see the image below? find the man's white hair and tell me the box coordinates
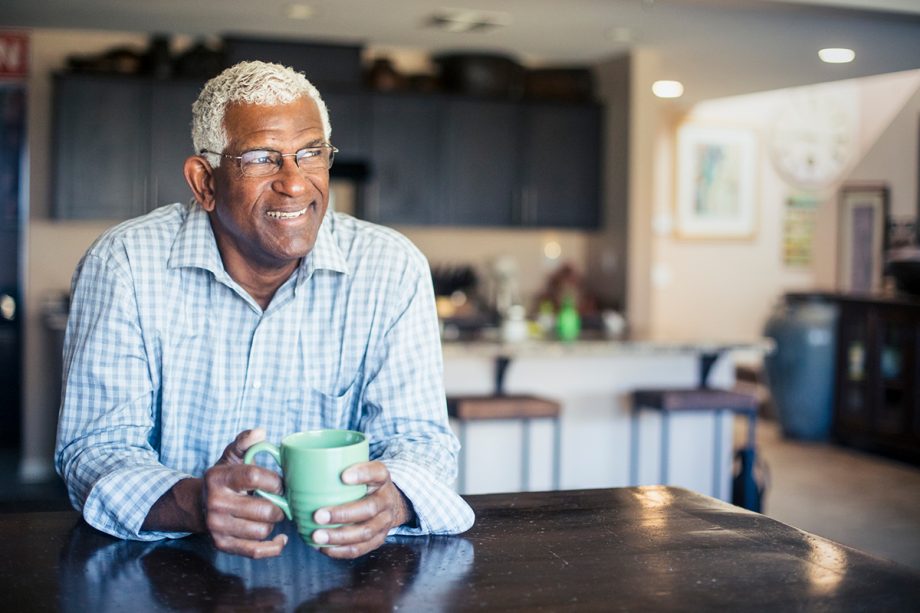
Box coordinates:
[192,60,331,167]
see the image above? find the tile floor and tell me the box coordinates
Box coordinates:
[745,418,920,571]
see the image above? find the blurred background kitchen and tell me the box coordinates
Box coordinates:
[2,0,920,570]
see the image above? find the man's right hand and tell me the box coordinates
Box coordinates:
[201,428,288,558]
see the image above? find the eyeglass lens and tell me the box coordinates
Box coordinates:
[238,147,335,177]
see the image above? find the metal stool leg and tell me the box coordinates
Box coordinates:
[713,410,723,500]
[521,419,531,491]
[552,416,562,490]
[630,407,640,486]
[660,412,670,485]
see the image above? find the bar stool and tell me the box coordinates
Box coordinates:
[447,356,562,493]
[629,387,758,501]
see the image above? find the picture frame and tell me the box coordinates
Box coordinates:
[675,124,758,239]
[837,184,889,293]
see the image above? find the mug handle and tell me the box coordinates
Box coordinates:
[242,441,292,521]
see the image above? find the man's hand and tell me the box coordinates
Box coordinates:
[310,461,414,559]
[201,428,287,558]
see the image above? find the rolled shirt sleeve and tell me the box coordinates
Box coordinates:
[360,241,474,536]
[56,250,192,540]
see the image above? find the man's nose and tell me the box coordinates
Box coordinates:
[271,155,309,196]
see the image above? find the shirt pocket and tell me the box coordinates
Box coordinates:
[286,378,359,433]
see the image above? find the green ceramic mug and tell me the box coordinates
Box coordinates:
[243,429,369,546]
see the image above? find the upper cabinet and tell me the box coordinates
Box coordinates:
[519,102,602,228]
[365,93,445,225]
[53,74,202,219]
[52,73,604,229]
[441,98,520,227]
[364,93,602,229]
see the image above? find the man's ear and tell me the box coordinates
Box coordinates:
[184,155,217,212]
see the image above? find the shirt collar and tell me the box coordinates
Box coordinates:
[167,202,350,280]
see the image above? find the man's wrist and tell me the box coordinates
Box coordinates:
[393,485,418,529]
[142,477,206,533]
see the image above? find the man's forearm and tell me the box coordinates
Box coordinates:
[141,477,206,533]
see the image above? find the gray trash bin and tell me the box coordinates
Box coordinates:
[763,295,838,441]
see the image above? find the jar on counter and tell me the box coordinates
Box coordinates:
[501,304,529,343]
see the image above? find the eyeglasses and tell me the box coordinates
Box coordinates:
[200,144,338,177]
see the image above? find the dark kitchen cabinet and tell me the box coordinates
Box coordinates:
[149,79,201,207]
[365,93,445,225]
[833,294,920,464]
[53,74,203,218]
[53,75,151,219]
[520,102,602,228]
[51,73,604,229]
[442,98,519,226]
[323,90,370,161]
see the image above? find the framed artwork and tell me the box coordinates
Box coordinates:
[837,184,889,293]
[675,124,758,239]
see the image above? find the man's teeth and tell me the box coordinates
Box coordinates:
[266,208,307,219]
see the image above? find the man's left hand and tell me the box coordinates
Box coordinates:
[310,461,413,559]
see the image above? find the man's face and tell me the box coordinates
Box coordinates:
[206,97,329,274]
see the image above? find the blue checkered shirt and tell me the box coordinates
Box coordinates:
[55,202,474,541]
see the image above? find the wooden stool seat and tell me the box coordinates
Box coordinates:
[631,388,757,413]
[447,394,561,420]
[447,394,562,493]
[630,387,759,501]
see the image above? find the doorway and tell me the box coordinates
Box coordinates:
[0,84,26,450]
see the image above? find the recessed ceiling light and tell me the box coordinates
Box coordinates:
[426,8,511,33]
[652,80,684,98]
[284,3,313,20]
[818,48,855,64]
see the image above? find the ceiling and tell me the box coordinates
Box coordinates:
[6,0,920,102]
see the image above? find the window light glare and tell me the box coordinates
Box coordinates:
[652,80,684,98]
[818,48,855,64]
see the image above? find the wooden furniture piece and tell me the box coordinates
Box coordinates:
[447,393,562,493]
[830,293,920,464]
[3,487,919,611]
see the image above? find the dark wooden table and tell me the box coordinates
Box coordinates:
[3,486,919,611]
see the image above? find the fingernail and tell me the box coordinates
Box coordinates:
[314,509,331,524]
[280,534,288,546]
[313,530,328,545]
[341,469,359,484]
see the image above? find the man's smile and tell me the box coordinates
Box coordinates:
[265,206,309,220]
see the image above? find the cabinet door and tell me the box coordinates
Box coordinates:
[149,79,202,208]
[323,91,369,161]
[442,99,519,226]
[520,103,601,228]
[53,75,150,219]
[367,93,444,225]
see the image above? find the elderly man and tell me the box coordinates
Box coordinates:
[55,61,474,559]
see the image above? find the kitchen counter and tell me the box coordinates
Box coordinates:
[442,335,771,359]
[442,336,770,497]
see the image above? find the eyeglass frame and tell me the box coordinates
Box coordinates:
[199,143,339,176]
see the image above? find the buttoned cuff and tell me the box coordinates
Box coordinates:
[383,458,475,537]
[82,465,195,541]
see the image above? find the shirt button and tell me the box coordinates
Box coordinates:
[253,380,262,390]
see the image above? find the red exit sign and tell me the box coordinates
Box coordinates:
[0,32,29,79]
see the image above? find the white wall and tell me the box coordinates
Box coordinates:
[630,68,920,343]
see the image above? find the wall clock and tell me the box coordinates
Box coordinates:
[767,92,857,189]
